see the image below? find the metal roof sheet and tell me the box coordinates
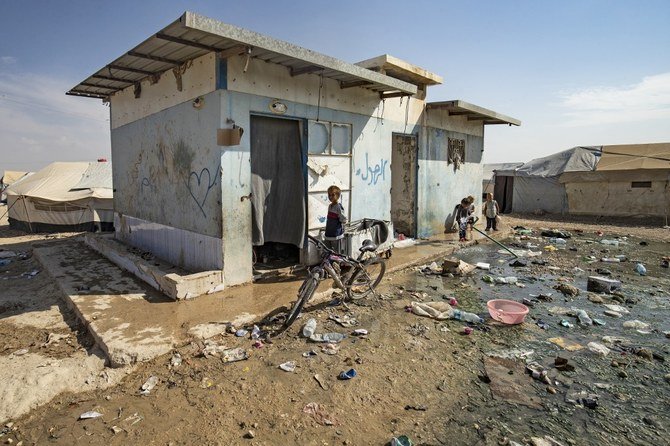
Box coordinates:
[596,143,670,171]
[68,11,418,100]
[426,100,521,126]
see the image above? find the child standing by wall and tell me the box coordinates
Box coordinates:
[324,185,348,253]
[483,193,500,231]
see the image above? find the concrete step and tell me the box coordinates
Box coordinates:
[33,239,302,367]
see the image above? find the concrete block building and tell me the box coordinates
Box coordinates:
[69,11,519,288]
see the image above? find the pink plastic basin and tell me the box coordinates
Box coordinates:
[487,299,529,325]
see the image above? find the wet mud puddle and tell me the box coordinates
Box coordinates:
[395,232,670,445]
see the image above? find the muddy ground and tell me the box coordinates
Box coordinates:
[1,212,669,445]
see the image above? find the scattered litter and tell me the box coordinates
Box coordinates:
[526,361,551,384]
[329,314,358,327]
[302,350,318,357]
[587,276,622,293]
[623,320,650,330]
[302,318,317,338]
[43,333,69,347]
[587,342,610,356]
[321,343,340,355]
[221,347,248,362]
[566,390,599,409]
[555,356,575,372]
[235,329,249,337]
[391,435,413,446]
[509,259,527,267]
[303,402,337,426]
[0,250,17,258]
[170,353,182,367]
[79,411,103,420]
[548,337,584,351]
[554,283,579,297]
[12,348,29,356]
[404,404,427,411]
[140,376,158,395]
[571,308,593,325]
[475,262,490,270]
[279,361,296,372]
[309,333,346,343]
[603,304,629,314]
[634,263,647,276]
[442,258,476,275]
[0,259,11,266]
[251,325,261,340]
[338,368,357,380]
[352,328,368,336]
[394,238,417,249]
[314,374,328,390]
[463,327,474,335]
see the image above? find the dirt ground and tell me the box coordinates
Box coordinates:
[1,211,669,445]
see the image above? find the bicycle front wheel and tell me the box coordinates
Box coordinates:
[283,273,320,329]
[347,257,386,300]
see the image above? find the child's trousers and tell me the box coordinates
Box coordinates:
[486,217,497,230]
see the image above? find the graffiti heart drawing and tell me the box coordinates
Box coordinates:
[188,168,216,217]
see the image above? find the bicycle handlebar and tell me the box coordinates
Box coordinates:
[307,234,360,264]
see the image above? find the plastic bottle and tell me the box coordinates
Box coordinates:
[635,263,647,276]
[251,325,261,340]
[601,258,621,263]
[600,239,619,246]
[302,318,317,338]
[572,308,593,325]
[451,309,483,324]
[550,237,567,245]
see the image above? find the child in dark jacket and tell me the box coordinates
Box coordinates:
[324,185,347,253]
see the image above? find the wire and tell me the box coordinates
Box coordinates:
[0,92,109,123]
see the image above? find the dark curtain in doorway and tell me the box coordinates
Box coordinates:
[250,116,306,247]
[494,175,514,214]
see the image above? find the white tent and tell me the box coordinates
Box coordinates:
[5,162,113,232]
[494,147,600,214]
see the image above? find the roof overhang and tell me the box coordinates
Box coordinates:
[426,100,521,126]
[68,11,418,100]
[356,54,443,87]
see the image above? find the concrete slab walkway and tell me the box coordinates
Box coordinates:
[35,224,512,367]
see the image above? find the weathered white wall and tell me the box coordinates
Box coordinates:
[108,53,488,284]
[111,90,222,271]
[566,179,669,217]
[110,53,216,129]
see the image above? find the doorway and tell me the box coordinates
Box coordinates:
[390,133,418,237]
[250,115,306,269]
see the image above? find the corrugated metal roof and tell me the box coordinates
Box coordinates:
[426,100,521,126]
[68,11,418,100]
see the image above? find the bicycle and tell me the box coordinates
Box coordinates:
[282,235,386,330]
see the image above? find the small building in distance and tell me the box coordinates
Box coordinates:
[559,143,670,218]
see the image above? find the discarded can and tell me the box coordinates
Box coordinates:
[338,368,357,380]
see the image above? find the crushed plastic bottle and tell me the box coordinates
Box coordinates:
[451,309,483,324]
[635,263,647,276]
[601,258,621,263]
[572,308,593,326]
[550,237,567,245]
[302,318,317,338]
[600,239,619,246]
[587,342,610,356]
[251,325,261,340]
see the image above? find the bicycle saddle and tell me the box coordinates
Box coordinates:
[359,239,377,253]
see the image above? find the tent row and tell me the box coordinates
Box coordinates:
[4,162,113,233]
[490,143,670,218]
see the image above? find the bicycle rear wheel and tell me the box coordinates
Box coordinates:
[347,257,386,300]
[283,273,320,329]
